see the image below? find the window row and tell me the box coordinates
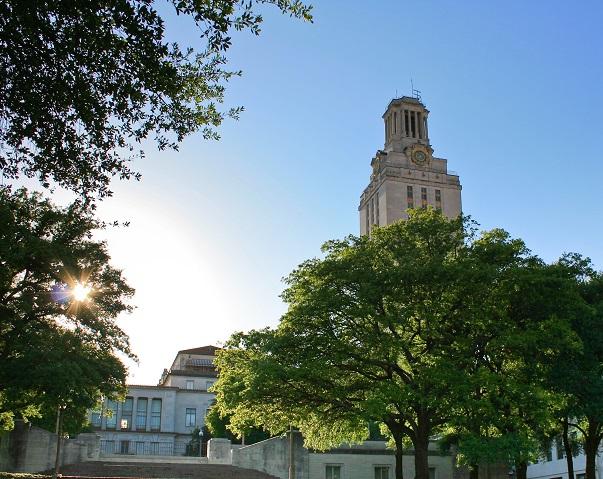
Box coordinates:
[326,464,436,479]
[92,398,162,431]
[407,186,442,212]
[185,379,215,390]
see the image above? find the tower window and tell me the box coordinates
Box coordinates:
[421,187,428,208]
[375,195,380,226]
[370,197,376,226]
[404,110,409,136]
[435,189,442,212]
[417,112,422,139]
[407,186,414,210]
[365,205,370,233]
[411,112,416,138]
[394,112,397,134]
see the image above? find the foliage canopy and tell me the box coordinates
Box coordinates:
[213,209,582,479]
[0,0,312,198]
[0,187,134,431]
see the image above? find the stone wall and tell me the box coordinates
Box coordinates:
[0,421,100,473]
[207,438,231,464]
[231,431,308,479]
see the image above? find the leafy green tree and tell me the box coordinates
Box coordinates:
[0,0,312,199]
[546,256,603,479]
[0,187,134,431]
[213,209,551,479]
[206,404,270,444]
[445,249,582,479]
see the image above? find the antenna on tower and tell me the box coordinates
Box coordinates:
[410,78,422,102]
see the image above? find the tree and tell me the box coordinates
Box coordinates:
[0,187,134,431]
[546,256,603,479]
[444,246,585,479]
[213,209,551,479]
[0,0,312,199]
[205,405,270,445]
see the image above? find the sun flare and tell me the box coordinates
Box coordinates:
[72,282,91,302]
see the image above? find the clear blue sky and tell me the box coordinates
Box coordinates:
[93,0,603,383]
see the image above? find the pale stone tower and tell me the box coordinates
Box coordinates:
[359,96,462,235]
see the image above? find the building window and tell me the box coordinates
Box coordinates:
[370,197,375,225]
[546,445,553,461]
[91,409,102,428]
[555,438,565,459]
[435,189,442,212]
[429,467,436,479]
[404,110,409,136]
[365,205,370,233]
[185,408,196,427]
[326,465,342,479]
[151,399,162,431]
[375,195,380,226]
[421,187,428,208]
[121,397,133,430]
[120,440,130,455]
[407,185,414,209]
[411,112,416,138]
[103,440,116,454]
[106,400,118,429]
[394,112,397,134]
[136,441,145,455]
[374,466,390,479]
[136,398,148,430]
[150,442,160,455]
[186,380,194,390]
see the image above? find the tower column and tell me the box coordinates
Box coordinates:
[424,116,429,141]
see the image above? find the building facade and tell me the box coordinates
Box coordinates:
[359,96,462,235]
[526,440,602,479]
[91,346,218,456]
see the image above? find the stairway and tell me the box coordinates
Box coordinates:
[55,461,279,479]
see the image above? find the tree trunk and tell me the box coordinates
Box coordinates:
[515,461,527,479]
[385,419,404,479]
[394,432,405,479]
[584,419,600,479]
[414,417,431,479]
[469,464,479,479]
[562,418,575,479]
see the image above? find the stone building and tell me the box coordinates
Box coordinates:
[359,95,462,235]
[91,346,218,456]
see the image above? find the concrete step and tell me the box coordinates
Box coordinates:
[55,461,278,479]
[99,455,208,464]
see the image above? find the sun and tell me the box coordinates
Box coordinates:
[72,282,91,302]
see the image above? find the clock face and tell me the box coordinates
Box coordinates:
[413,150,427,164]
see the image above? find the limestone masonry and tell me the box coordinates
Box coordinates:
[359,96,462,235]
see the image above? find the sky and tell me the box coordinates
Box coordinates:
[84,0,603,384]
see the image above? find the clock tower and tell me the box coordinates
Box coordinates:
[359,96,462,235]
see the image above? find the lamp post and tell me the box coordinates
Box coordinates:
[288,425,295,479]
[199,428,204,457]
[53,403,66,479]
